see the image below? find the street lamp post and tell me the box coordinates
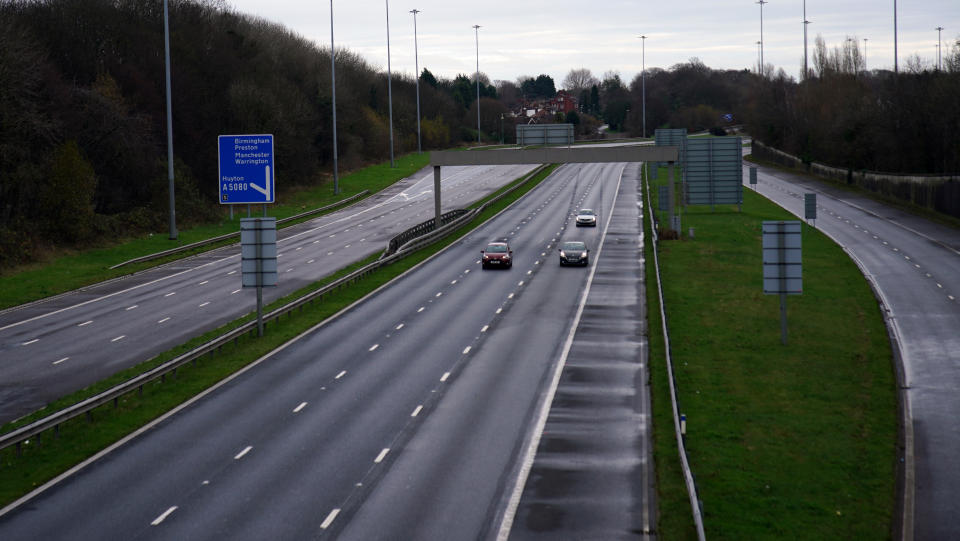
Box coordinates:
[385,0,395,168]
[757,0,768,76]
[163,0,177,239]
[329,0,339,194]
[894,0,898,73]
[500,113,504,144]
[411,9,421,153]
[863,38,868,71]
[803,0,810,80]
[640,35,647,138]
[936,26,944,71]
[473,24,481,144]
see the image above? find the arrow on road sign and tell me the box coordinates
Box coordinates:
[249,166,271,201]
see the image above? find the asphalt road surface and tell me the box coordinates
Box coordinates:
[0,164,536,424]
[746,162,960,539]
[0,162,654,540]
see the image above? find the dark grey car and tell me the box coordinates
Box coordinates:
[559,241,589,266]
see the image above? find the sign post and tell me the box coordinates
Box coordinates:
[762,221,802,345]
[749,166,758,190]
[804,193,817,226]
[219,134,275,206]
[241,218,277,336]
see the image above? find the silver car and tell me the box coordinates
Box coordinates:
[575,209,597,227]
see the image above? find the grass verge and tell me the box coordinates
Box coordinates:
[646,166,897,539]
[0,153,431,309]
[0,164,558,509]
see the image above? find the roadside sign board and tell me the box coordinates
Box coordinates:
[240,218,277,287]
[762,221,802,295]
[684,136,743,207]
[804,193,817,220]
[655,128,686,166]
[219,134,275,204]
[658,185,669,212]
[516,124,574,146]
[749,166,758,186]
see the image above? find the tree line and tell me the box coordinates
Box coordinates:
[1,0,957,269]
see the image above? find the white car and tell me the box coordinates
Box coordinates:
[575,209,597,227]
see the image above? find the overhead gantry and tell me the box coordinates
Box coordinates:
[428,145,679,226]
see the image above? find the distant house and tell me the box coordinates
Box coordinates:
[515,90,578,123]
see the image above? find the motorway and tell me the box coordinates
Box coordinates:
[0,163,536,424]
[0,162,655,540]
[746,163,960,539]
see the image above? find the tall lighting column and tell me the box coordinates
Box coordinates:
[863,38,868,71]
[894,0,898,73]
[329,0,339,194]
[386,0,395,167]
[163,0,177,239]
[640,35,647,138]
[411,9,422,153]
[473,24,481,144]
[803,0,809,80]
[757,0,768,76]
[936,26,944,71]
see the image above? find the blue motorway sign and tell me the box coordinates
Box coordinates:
[218,134,275,204]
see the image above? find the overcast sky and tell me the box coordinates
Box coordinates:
[226,0,959,86]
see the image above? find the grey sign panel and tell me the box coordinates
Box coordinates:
[649,164,658,179]
[762,221,802,295]
[240,217,278,287]
[804,193,817,220]
[749,166,758,185]
[684,136,743,206]
[658,185,669,212]
[655,128,686,166]
[516,124,574,146]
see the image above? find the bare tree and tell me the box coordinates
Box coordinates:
[562,68,597,95]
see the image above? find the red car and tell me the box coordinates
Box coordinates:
[481,240,513,269]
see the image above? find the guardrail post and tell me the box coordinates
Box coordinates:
[113,397,118,409]
[86,411,92,423]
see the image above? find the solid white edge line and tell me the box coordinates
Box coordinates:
[151,506,178,526]
[320,508,340,529]
[374,448,390,463]
[234,446,252,460]
[496,164,623,541]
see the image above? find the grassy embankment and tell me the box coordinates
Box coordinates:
[0,164,558,508]
[645,165,897,539]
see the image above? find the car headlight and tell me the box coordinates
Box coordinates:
[559,251,566,257]
[502,255,511,260]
